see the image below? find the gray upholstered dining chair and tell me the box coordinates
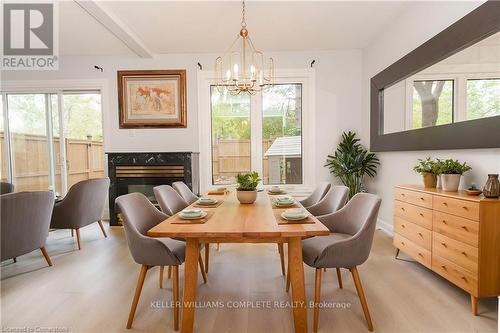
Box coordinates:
[116,192,188,331]
[172,181,198,205]
[306,185,349,217]
[299,182,331,208]
[153,184,212,275]
[153,185,189,216]
[50,178,109,250]
[0,182,15,194]
[302,193,381,332]
[1,191,54,266]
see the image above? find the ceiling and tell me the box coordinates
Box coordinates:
[60,1,414,56]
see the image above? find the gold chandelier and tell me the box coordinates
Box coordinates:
[215,0,274,95]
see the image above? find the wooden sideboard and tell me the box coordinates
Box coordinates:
[393,185,500,315]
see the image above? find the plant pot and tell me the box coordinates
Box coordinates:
[422,173,437,188]
[236,190,257,204]
[441,174,461,192]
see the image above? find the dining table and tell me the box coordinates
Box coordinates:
[147,190,330,333]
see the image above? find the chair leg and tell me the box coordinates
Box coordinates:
[313,268,322,333]
[75,228,81,250]
[40,247,53,266]
[71,229,74,237]
[216,243,220,251]
[350,266,373,331]
[278,243,286,276]
[127,265,149,329]
[204,243,210,274]
[168,265,172,279]
[159,266,164,288]
[336,268,343,288]
[198,254,207,283]
[98,220,107,238]
[172,265,179,331]
[13,257,17,263]
[286,264,291,292]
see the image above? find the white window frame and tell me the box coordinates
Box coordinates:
[1,79,107,195]
[197,68,316,194]
[404,70,499,130]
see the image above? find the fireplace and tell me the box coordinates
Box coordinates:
[107,152,199,226]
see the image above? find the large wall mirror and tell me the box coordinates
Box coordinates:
[371,1,500,151]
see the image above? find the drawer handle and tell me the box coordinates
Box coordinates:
[418,253,423,258]
[442,202,448,206]
[401,193,406,196]
[420,197,425,201]
[461,251,467,257]
[401,241,405,246]
[401,207,406,212]
[461,226,468,231]
[462,206,469,211]
[401,224,406,228]
[441,242,447,247]
[419,213,424,217]
[441,265,447,271]
[442,219,447,225]
[418,232,423,238]
[461,276,468,282]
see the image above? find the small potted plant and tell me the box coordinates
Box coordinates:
[436,159,472,192]
[413,157,439,188]
[236,171,261,204]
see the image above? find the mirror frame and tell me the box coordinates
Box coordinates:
[370,1,500,152]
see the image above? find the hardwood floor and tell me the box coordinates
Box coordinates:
[1,223,497,332]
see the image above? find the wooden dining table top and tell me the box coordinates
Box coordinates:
[147,190,330,239]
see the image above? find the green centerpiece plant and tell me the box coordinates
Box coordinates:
[236,171,261,204]
[436,159,472,192]
[325,131,380,199]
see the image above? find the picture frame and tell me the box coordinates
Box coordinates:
[117,70,187,128]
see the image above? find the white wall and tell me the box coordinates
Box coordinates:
[2,49,363,184]
[362,1,500,233]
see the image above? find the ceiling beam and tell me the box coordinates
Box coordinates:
[74,0,152,58]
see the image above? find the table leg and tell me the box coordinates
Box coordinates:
[181,238,200,333]
[288,237,308,333]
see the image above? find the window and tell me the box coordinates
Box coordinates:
[466,78,500,120]
[199,70,314,192]
[262,84,302,185]
[1,89,104,195]
[412,80,454,129]
[210,87,251,185]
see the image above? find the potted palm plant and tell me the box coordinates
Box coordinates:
[325,131,380,199]
[436,159,472,192]
[236,171,261,204]
[413,157,439,188]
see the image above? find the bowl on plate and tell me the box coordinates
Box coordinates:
[179,209,207,220]
[198,197,218,205]
[282,208,308,220]
[180,208,203,217]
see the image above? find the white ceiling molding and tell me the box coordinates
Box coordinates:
[74,0,152,58]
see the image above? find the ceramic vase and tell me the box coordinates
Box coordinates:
[441,174,461,192]
[483,174,500,198]
[236,190,257,204]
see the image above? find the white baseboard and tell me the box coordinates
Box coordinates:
[377,218,393,236]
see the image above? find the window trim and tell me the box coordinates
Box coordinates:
[197,69,315,194]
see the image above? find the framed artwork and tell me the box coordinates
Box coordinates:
[117,70,187,128]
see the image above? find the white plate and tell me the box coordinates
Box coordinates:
[274,200,295,206]
[197,198,218,205]
[281,212,308,221]
[181,208,202,215]
[179,211,208,220]
[269,189,286,194]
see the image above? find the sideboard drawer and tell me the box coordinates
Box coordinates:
[433,232,478,274]
[394,234,431,268]
[394,217,432,250]
[394,200,432,230]
[432,254,477,295]
[433,196,479,221]
[395,188,433,209]
[433,211,479,247]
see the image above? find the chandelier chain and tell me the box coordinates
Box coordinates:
[241,0,247,27]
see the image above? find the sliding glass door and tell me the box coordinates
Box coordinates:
[0,90,103,195]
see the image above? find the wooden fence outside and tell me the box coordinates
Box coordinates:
[0,132,104,192]
[212,139,273,184]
